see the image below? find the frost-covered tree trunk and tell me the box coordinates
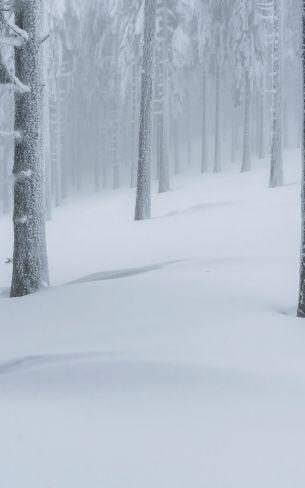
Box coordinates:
[130,63,139,188]
[185,90,192,166]
[94,103,102,192]
[258,84,266,159]
[41,5,52,221]
[241,73,251,172]
[231,101,237,164]
[11,0,49,297]
[201,68,208,173]
[156,0,170,194]
[297,0,305,317]
[213,64,221,173]
[270,0,284,188]
[111,33,120,190]
[54,77,62,205]
[172,116,180,174]
[135,0,156,221]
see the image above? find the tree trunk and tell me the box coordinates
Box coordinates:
[172,117,180,174]
[185,91,192,167]
[135,0,156,221]
[258,83,266,159]
[11,0,49,297]
[270,0,284,188]
[130,63,139,188]
[231,100,237,164]
[54,77,62,205]
[213,64,221,173]
[241,74,251,172]
[156,0,170,193]
[297,0,305,317]
[201,68,208,173]
[41,5,52,220]
[112,34,120,190]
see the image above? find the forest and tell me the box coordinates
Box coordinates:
[0,0,305,487]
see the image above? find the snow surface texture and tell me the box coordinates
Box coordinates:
[0,150,304,488]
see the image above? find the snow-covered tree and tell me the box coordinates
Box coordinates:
[270,0,284,187]
[297,0,305,317]
[230,0,264,172]
[8,0,49,297]
[204,0,232,173]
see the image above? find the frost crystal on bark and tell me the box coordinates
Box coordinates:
[10,0,49,297]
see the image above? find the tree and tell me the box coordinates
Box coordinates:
[197,0,212,173]
[135,0,157,221]
[119,0,142,188]
[230,0,264,172]
[204,0,232,174]
[155,0,173,193]
[270,0,284,187]
[10,0,49,297]
[172,1,195,173]
[297,0,305,317]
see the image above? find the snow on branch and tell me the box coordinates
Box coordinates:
[2,16,29,41]
[0,35,24,47]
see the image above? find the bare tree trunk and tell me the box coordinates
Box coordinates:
[11,0,49,297]
[94,103,101,192]
[241,74,251,172]
[130,63,139,188]
[185,90,192,167]
[270,0,284,188]
[201,68,208,173]
[111,33,120,190]
[297,0,305,317]
[41,5,52,220]
[213,64,221,173]
[156,0,170,193]
[258,82,266,159]
[231,100,237,164]
[172,117,180,174]
[135,0,156,221]
[54,77,62,206]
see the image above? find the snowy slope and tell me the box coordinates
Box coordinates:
[0,152,304,488]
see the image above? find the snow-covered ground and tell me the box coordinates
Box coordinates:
[0,151,305,488]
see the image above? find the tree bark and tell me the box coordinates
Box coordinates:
[297,0,305,317]
[130,63,139,188]
[241,74,251,172]
[135,0,156,221]
[258,84,266,159]
[270,0,284,188]
[41,4,52,220]
[11,0,49,297]
[156,0,170,193]
[172,117,180,174]
[213,64,221,173]
[201,68,208,173]
[231,100,237,164]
